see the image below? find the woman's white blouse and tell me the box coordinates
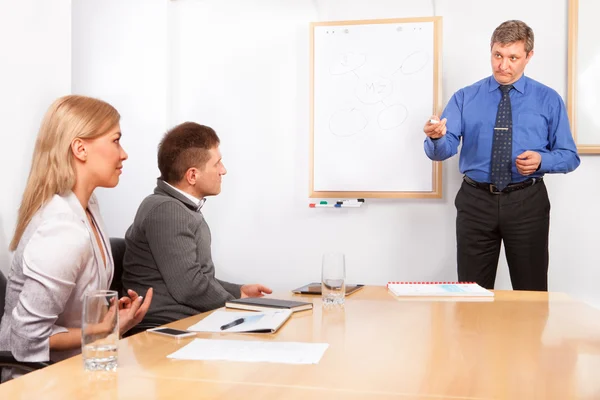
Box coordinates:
[0,192,113,373]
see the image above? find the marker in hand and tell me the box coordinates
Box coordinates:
[424,116,446,139]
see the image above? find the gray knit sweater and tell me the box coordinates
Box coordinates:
[122,179,242,324]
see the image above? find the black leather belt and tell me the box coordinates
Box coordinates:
[463,175,542,194]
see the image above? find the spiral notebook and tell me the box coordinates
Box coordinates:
[387,282,494,297]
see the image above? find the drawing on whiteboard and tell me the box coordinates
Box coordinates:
[329,108,368,137]
[393,51,429,75]
[355,74,393,105]
[329,53,366,75]
[378,103,408,130]
[327,50,428,137]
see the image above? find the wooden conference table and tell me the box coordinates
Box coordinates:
[1,286,600,399]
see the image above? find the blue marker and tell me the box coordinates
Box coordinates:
[333,203,361,208]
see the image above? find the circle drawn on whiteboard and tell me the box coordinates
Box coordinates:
[399,51,429,75]
[378,104,408,130]
[329,108,368,137]
[329,53,366,75]
[355,74,393,105]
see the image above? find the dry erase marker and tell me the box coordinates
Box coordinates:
[334,203,362,208]
[429,119,439,124]
[309,203,335,208]
[336,198,365,204]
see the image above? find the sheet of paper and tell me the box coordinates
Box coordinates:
[167,339,329,364]
[187,310,291,333]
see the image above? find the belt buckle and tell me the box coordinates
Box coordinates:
[489,184,502,194]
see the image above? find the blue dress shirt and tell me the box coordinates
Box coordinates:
[424,75,580,183]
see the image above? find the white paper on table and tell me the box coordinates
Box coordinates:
[167,338,329,364]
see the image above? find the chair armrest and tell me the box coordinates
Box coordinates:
[0,350,52,373]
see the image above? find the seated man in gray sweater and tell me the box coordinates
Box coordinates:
[122,122,271,325]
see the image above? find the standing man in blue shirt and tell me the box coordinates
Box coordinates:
[423,20,580,291]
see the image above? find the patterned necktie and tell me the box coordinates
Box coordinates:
[490,84,514,191]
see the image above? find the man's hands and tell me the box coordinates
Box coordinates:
[423,113,542,177]
[516,151,541,176]
[423,115,447,139]
[240,284,272,298]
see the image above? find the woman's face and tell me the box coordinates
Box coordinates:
[84,124,128,188]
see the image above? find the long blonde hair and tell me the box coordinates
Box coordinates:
[10,95,120,251]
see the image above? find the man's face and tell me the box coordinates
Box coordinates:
[193,146,227,198]
[491,40,533,85]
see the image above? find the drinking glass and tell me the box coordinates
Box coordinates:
[82,290,119,371]
[321,253,346,306]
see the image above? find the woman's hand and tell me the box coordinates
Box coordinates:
[118,288,153,336]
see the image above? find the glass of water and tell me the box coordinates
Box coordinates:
[321,253,346,306]
[82,290,119,372]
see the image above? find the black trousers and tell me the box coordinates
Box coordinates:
[455,179,550,291]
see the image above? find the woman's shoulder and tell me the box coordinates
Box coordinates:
[40,193,86,219]
[17,197,93,278]
[19,193,90,252]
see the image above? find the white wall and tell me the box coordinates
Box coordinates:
[0,0,72,275]
[71,0,170,228]
[71,0,600,308]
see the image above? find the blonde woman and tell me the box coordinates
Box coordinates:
[0,95,153,381]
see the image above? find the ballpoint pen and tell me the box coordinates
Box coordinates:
[220,317,246,330]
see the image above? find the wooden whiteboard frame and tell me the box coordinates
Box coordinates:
[309,17,443,199]
[567,0,600,154]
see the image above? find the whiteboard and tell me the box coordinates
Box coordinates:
[310,17,442,198]
[568,0,600,153]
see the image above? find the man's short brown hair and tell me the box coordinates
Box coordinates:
[158,122,220,184]
[490,20,534,54]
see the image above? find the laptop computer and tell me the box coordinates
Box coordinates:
[291,282,365,296]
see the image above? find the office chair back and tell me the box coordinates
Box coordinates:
[0,269,6,324]
[109,237,126,296]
